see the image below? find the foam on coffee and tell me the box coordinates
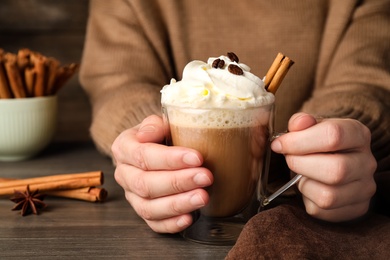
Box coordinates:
[165,105,271,129]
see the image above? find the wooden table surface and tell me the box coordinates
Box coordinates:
[0,142,232,259]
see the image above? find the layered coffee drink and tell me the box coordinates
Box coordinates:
[165,105,272,217]
[161,52,275,244]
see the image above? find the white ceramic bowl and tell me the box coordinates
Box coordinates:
[0,96,57,161]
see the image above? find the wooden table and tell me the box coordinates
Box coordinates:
[0,142,232,259]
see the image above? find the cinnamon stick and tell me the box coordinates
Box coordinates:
[30,53,47,97]
[16,49,32,96]
[0,55,13,99]
[52,63,79,95]
[0,177,107,202]
[24,66,36,96]
[0,49,78,98]
[265,53,294,94]
[4,53,27,98]
[0,171,103,196]
[17,48,31,71]
[46,57,60,95]
[264,52,285,89]
[47,187,108,202]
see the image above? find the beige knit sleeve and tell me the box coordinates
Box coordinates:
[301,0,390,208]
[79,0,172,156]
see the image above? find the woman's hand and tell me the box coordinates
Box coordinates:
[271,113,377,222]
[112,115,213,233]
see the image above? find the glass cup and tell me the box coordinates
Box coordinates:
[162,103,274,245]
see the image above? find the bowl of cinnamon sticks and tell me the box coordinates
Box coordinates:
[0,48,78,161]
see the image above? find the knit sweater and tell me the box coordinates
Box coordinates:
[79,0,390,208]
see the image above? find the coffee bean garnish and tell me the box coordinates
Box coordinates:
[227,52,239,63]
[212,58,225,69]
[211,53,243,75]
[228,64,244,75]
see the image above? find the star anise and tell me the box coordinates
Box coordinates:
[10,186,47,216]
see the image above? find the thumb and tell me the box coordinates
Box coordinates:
[288,112,318,132]
[136,115,166,143]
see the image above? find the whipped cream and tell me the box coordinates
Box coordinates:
[161,55,274,109]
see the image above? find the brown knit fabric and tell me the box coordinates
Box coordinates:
[80,0,390,161]
[226,204,390,259]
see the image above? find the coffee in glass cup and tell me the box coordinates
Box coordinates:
[161,53,275,245]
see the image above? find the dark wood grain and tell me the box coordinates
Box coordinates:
[0,142,232,259]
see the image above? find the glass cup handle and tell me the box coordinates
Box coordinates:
[262,174,302,206]
[261,132,303,206]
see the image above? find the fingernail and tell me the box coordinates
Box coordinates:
[193,173,212,187]
[271,140,282,152]
[190,193,205,207]
[139,125,156,133]
[183,153,201,166]
[176,216,190,228]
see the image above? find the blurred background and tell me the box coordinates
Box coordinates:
[0,0,91,142]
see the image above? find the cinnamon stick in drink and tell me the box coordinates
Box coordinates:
[0,171,104,196]
[265,53,294,94]
[264,52,285,89]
